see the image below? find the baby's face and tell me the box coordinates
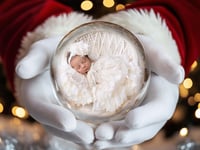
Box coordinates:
[70,55,91,74]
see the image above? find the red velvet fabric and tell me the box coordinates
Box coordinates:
[127,0,200,75]
[0,0,72,89]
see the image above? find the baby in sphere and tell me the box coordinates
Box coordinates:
[64,40,143,113]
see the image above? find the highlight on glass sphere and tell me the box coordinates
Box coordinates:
[51,21,150,124]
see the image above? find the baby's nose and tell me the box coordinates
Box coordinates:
[80,63,85,68]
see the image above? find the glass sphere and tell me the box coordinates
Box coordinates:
[51,21,150,125]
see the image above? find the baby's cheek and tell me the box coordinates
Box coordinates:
[88,62,91,69]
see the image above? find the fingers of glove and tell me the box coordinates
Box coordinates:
[94,121,166,150]
[20,71,76,131]
[137,34,185,84]
[43,120,94,144]
[16,36,62,79]
[95,75,178,141]
[125,74,179,129]
[95,120,124,140]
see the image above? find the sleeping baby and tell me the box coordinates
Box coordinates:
[69,54,91,75]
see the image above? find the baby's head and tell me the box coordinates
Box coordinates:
[67,41,91,74]
[69,55,91,74]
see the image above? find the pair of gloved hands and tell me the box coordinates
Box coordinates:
[15,23,184,150]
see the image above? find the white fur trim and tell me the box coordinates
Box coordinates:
[16,12,93,63]
[99,9,181,64]
[14,12,93,103]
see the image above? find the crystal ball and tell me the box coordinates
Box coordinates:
[51,21,150,125]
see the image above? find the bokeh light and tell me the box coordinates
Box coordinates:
[81,0,93,11]
[116,4,125,11]
[11,106,29,119]
[198,103,200,108]
[194,93,200,102]
[190,60,198,71]
[187,96,196,106]
[195,108,200,119]
[183,78,193,89]
[179,127,189,137]
[103,0,115,8]
[179,84,189,98]
[0,102,4,113]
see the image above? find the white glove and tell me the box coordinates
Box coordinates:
[15,37,94,146]
[94,35,185,149]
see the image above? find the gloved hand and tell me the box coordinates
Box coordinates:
[94,35,185,150]
[15,37,94,146]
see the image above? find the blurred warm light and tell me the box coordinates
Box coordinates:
[172,106,185,122]
[179,127,189,137]
[103,0,115,8]
[0,102,3,113]
[116,4,125,11]
[187,96,196,106]
[195,108,200,119]
[183,78,193,89]
[190,60,198,71]
[81,0,93,11]
[11,106,29,119]
[194,93,200,102]
[198,103,200,108]
[179,84,189,98]
[12,117,22,125]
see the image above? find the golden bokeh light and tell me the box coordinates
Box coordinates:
[190,60,198,71]
[183,78,193,89]
[116,4,125,11]
[198,103,200,108]
[195,108,200,119]
[187,96,196,106]
[179,127,189,137]
[0,102,4,113]
[11,106,29,119]
[179,84,189,98]
[194,93,200,102]
[81,0,93,11]
[103,0,115,8]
